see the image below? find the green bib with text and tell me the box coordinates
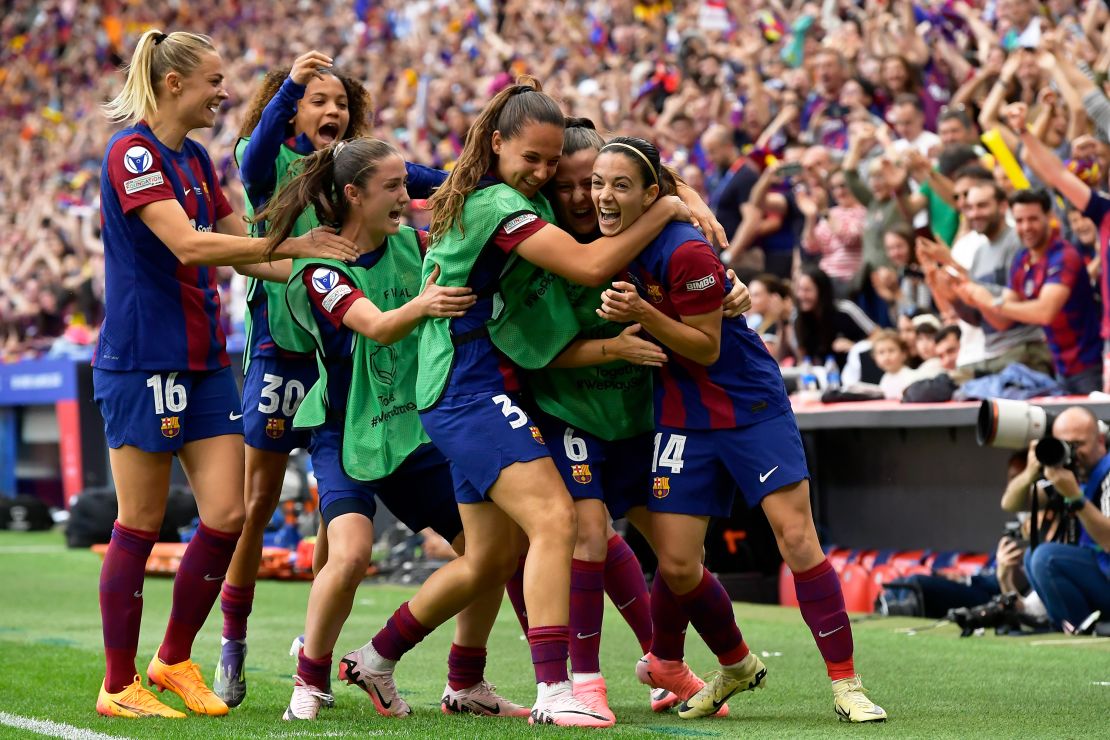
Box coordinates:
[285,227,428,480]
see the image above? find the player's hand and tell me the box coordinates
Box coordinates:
[660,195,692,224]
[415,265,476,318]
[290,50,333,86]
[277,226,360,262]
[682,190,728,249]
[604,324,668,367]
[597,280,648,324]
[722,270,751,317]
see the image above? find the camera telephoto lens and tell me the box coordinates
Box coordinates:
[1034,437,1073,468]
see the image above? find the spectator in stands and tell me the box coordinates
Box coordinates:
[802,49,851,151]
[889,95,941,159]
[872,225,933,324]
[957,189,1102,394]
[938,182,1054,377]
[793,265,876,369]
[798,170,865,298]
[872,329,919,400]
[722,161,801,281]
[1001,407,1110,631]
[703,123,754,246]
[746,272,793,363]
[933,324,962,373]
[936,107,980,150]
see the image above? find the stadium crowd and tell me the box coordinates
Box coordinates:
[4,0,1110,401]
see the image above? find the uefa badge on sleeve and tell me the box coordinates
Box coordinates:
[652,476,670,499]
[265,418,285,439]
[530,426,545,445]
[571,464,592,484]
[160,416,180,438]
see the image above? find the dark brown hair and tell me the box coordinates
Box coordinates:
[597,136,678,199]
[237,68,372,141]
[254,137,399,258]
[427,76,564,243]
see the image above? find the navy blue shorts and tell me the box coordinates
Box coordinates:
[309,424,462,542]
[649,411,809,517]
[533,410,651,519]
[242,356,315,453]
[93,366,242,453]
[420,391,550,504]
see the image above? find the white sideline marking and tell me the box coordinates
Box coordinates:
[0,545,66,554]
[1028,637,1107,646]
[0,712,118,740]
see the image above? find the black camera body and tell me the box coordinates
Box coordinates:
[1034,437,1078,470]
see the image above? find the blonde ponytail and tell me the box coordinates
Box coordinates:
[103,29,216,124]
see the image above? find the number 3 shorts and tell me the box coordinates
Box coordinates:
[93,366,243,453]
[420,390,550,505]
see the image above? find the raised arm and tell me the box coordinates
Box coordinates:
[514,196,690,287]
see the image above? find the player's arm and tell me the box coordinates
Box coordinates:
[341,265,474,345]
[514,196,690,287]
[598,283,722,366]
[217,213,292,281]
[138,200,357,266]
[547,324,668,368]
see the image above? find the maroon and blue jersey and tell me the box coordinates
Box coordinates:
[622,222,791,429]
[1009,237,1101,378]
[95,122,233,371]
[1083,190,1110,340]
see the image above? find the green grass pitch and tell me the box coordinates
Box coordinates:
[0,530,1107,739]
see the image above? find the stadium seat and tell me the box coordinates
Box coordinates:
[778,561,799,607]
[838,563,874,613]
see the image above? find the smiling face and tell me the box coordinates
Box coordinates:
[794,273,818,312]
[551,148,600,236]
[344,154,409,241]
[173,51,228,130]
[591,150,659,237]
[293,74,350,151]
[883,232,912,267]
[493,121,564,198]
[1012,202,1049,251]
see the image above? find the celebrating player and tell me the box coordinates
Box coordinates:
[94,30,356,720]
[217,50,454,706]
[419,77,690,726]
[256,138,528,721]
[594,137,888,723]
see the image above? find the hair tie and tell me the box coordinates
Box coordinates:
[601,142,658,186]
[332,141,347,160]
[153,32,168,45]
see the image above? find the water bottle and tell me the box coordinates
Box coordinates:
[800,356,818,391]
[824,355,841,390]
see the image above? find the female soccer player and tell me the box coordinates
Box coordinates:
[94,29,356,719]
[257,138,527,721]
[594,137,888,723]
[520,118,746,721]
[419,78,689,727]
[217,50,453,706]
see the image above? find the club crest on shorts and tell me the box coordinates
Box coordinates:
[571,464,592,484]
[646,283,664,303]
[652,476,670,498]
[530,426,545,444]
[265,417,285,439]
[160,416,180,438]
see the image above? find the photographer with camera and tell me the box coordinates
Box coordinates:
[1000,407,1110,632]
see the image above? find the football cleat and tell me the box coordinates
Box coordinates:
[147,655,228,716]
[337,644,410,718]
[282,675,334,721]
[572,676,616,723]
[677,653,767,719]
[529,682,614,728]
[832,675,887,723]
[289,634,334,709]
[96,675,186,718]
[636,653,729,716]
[213,639,246,708]
[441,680,530,717]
